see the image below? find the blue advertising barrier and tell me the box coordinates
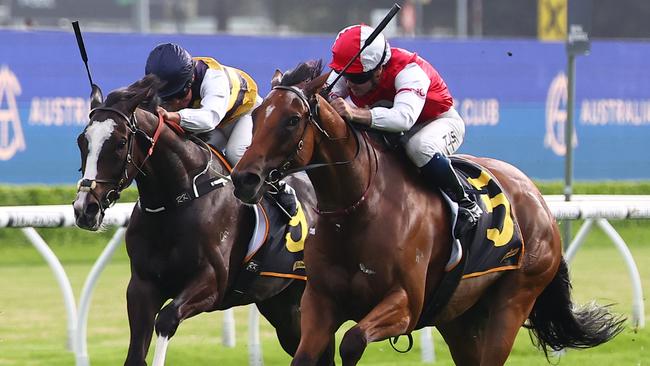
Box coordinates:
[1,30,649,183]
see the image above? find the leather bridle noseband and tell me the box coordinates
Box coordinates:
[77,106,164,214]
[265,85,361,183]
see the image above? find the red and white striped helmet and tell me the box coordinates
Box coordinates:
[329,24,391,74]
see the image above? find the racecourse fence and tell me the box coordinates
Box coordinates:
[1,195,648,365]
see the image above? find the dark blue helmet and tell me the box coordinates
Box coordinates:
[145,43,194,99]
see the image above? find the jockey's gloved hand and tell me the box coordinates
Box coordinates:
[157,106,181,125]
[265,180,298,217]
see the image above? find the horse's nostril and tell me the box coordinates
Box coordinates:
[85,202,100,217]
[233,172,262,189]
[240,172,262,187]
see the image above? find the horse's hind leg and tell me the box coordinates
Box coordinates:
[443,270,550,366]
[479,275,546,365]
[257,281,336,366]
[124,275,165,366]
[436,304,485,366]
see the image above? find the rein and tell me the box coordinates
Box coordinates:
[270,85,379,217]
[139,136,231,213]
[77,107,164,213]
[266,85,361,183]
[315,131,378,216]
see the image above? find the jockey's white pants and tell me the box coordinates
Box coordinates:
[221,96,262,166]
[402,106,466,168]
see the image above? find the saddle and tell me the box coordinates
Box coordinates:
[415,156,525,329]
[196,128,228,152]
[229,185,310,297]
[192,129,309,293]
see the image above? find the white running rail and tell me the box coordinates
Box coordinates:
[1,195,648,364]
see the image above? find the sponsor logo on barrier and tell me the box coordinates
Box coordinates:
[29,97,90,126]
[580,99,650,126]
[8,213,64,227]
[544,72,577,156]
[0,66,26,161]
[456,98,500,126]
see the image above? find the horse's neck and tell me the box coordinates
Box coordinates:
[307,105,377,212]
[134,111,210,203]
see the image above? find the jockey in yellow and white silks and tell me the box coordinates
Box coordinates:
[145,43,261,166]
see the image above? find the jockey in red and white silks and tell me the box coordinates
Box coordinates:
[326,24,482,238]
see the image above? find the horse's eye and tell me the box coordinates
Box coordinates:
[287,116,300,127]
[117,138,127,149]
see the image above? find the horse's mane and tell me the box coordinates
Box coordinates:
[104,74,163,112]
[280,59,323,86]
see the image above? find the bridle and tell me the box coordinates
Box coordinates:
[265,85,361,183]
[77,106,164,214]
[265,85,379,216]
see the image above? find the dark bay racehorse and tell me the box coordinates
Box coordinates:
[72,75,334,365]
[231,61,624,366]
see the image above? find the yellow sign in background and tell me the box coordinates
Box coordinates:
[538,0,567,40]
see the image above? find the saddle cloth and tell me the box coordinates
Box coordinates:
[450,156,525,278]
[415,156,525,329]
[237,189,309,290]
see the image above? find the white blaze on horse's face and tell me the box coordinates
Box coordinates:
[263,104,275,120]
[73,118,117,227]
[83,119,117,180]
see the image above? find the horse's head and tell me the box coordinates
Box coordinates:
[73,75,164,230]
[232,60,331,204]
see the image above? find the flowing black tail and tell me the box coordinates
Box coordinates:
[525,259,626,358]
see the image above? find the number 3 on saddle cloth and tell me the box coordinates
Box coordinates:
[195,130,309,295]
[417,156,525,328]
[445,156,524,276]
[229,187,310,296]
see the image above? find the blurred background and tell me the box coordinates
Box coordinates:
[1,0,650,39]
[1,0,649,183]
[1,2,649,366]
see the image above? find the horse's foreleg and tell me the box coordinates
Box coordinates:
[124,276,164,366]
[258,281,336,366]
[291,285,340,366]
[154,265,218,338]
[339,289,412,366]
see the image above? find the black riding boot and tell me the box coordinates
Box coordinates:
[421,153,482,238]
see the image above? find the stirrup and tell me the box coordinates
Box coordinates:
[459,199,482,220]
[445,239,462,272]
[454,207,480,238]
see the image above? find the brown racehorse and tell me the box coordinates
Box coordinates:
[72,75,334,366]
[230,61,624,366]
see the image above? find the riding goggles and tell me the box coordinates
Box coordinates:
[342,70,375,84]
[162,78,193,101]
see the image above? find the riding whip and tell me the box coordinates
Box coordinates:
[322,3,401,96]
[72,21,103,100]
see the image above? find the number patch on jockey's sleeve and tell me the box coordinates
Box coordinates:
[285,201,308,252]
[467,171,515,247]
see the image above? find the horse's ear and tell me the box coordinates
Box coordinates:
[303,72,330,98]
[142,74,165,101]
[124,75,163,113]
[271,69,283,88]
[90,84,103,109]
